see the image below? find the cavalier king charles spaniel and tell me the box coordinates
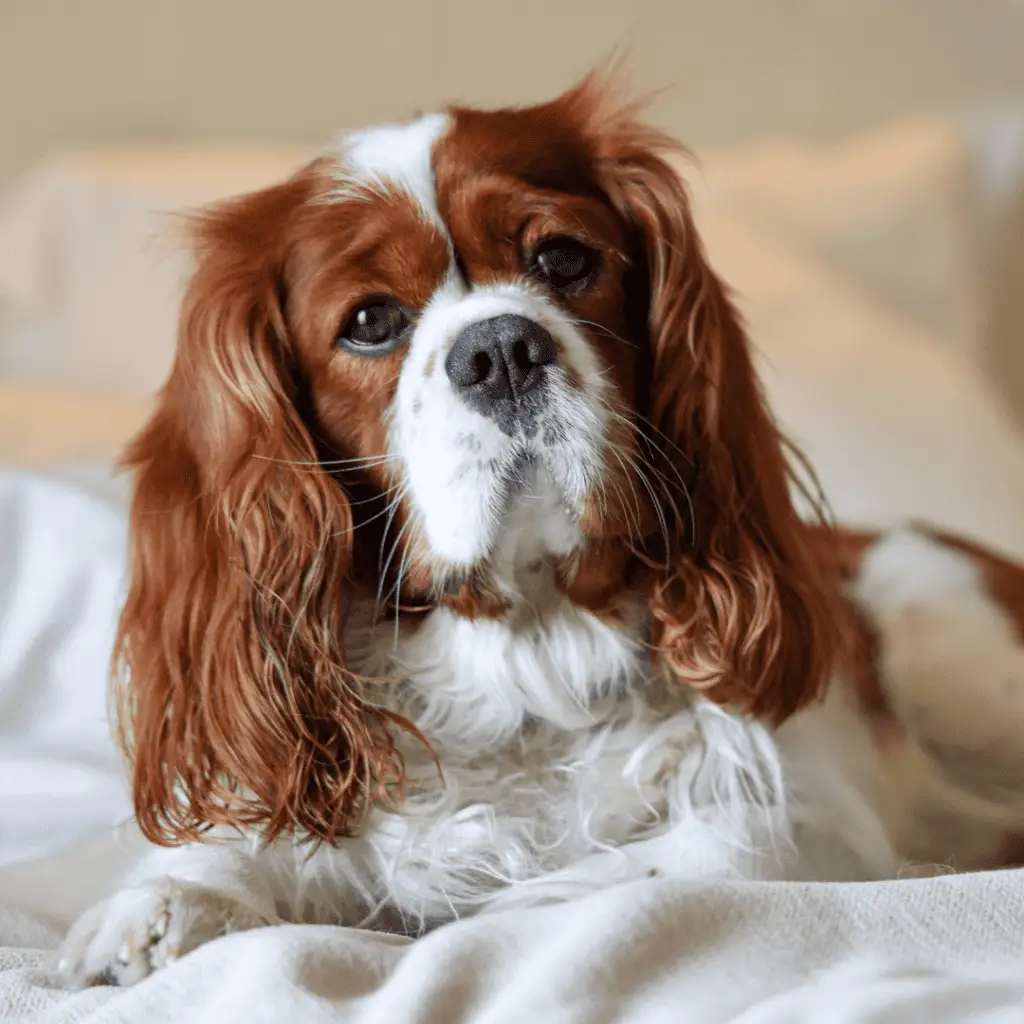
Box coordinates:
[58,73,1024,987]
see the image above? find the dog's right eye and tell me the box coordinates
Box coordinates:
[531,236,601,294]
[338,298,411,356]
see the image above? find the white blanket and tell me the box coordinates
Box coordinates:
[0,470,132,870]
[3,867,1024,1022]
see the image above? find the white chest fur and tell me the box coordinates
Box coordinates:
[342,597,890,928]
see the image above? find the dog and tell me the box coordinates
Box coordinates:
[57,72,1024,987]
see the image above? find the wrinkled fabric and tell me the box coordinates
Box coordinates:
[2,869,1024,1023]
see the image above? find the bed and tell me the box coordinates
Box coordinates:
[1,118,1024,1022]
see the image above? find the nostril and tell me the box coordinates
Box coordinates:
[511,338,532,372]
[472,350,492,384]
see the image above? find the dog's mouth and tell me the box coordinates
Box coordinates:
[489,445,541,504]
[486,433,588,515]
[473,453,586,569]
[392,372,606,585]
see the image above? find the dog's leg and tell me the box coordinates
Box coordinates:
[852,527,1024,870]
[54,837,290,988]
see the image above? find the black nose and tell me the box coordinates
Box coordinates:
[445,314,557,406]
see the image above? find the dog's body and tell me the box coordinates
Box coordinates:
[56,77,1024,987]
[60,523,1024,986]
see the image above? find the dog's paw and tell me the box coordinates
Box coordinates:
[56,877,269,988]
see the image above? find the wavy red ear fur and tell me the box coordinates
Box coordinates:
[568,74,847,723]
[114,172,409,846]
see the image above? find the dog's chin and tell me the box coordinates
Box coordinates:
[408,404,601,576]
[496,444,584,514]
[472,455,586,571]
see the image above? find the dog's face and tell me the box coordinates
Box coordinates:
[277,102,649,612]
[117,74,846,845]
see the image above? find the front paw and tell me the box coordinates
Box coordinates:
[56,877,269,988]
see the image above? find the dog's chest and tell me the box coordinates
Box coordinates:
[440,707,686,841]
[353,594,708,913]
[359,691,707,921]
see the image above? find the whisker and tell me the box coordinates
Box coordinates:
[594,396,696,546]
[603,445,644,544]
[377,481,408,569]
[604,438,672,555]
[339,481,405,510]
[571,318,641,351]
[334,485,408,537]
[367,491,408,600]
[252,452,400,470]
[629,410,696,471]
[629,459,673,559]
[377,514,414,614]
[585,383,697,472]
[782,435,834,525]
[388,510,421,644]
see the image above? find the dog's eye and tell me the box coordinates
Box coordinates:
[532,237,600,292]
[338,299,410,355]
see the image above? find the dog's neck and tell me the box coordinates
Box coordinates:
[355,466,658,749]
[359,583,648,754]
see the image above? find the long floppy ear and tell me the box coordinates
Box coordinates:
[115,173,408,846]
[580,85,847,723]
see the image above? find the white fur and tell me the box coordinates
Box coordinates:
[855,530,1024,867]
[332,113,450,229]
[333,118,611,581]
[380,599,645,744]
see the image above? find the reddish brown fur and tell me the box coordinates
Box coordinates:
[535,76,847,723]
[922,528,1024,642]
[439,575,513,620]
[437,77,850,722]
[804,524,890,721]
[813,524,1024,870]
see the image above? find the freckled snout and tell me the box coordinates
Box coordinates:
[446,314,556,428]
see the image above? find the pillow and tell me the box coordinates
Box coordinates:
[682,119,981,356]
[695,207,1024,560]
[0,147,309,397]
[0,381,150,469]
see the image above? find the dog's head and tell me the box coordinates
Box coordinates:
[117,71,845,844]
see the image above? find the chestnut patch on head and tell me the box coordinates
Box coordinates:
[432,105,635,412]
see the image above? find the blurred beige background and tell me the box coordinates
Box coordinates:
[3,0,1024,182]
[2,0,1023,417]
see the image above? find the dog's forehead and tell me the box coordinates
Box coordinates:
[437,104,600,196]
[334,105,602,236]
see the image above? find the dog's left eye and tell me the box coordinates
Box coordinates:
[531,237,600,292]
[338,299,411,356]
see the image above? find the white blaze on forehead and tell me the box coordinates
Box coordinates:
[334,112,451,230]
